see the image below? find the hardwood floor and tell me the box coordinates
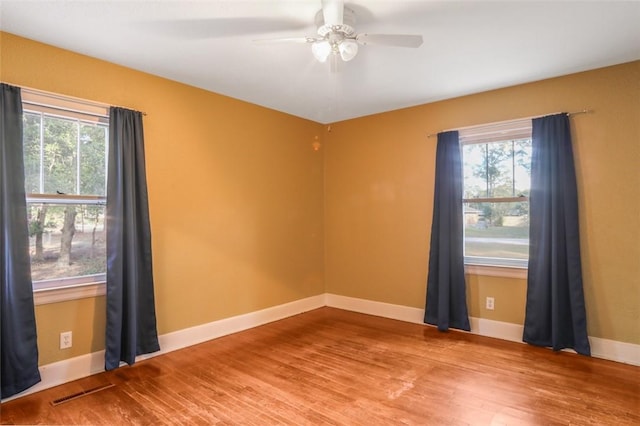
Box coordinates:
[1,307,638,425]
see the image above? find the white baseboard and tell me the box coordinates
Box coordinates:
[468,316,524,343]
[590,336,640,366]
[325,293,640,366]
[325,293,425,324]
[4,292,637,403]
[153,294,325,356]
[1,348,109,403]
[2,294,325,403]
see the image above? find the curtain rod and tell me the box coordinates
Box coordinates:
[426,109,592,138]
[18,85,147,116]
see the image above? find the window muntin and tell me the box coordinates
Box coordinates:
[21,90,109,291]
[461,126,532,268]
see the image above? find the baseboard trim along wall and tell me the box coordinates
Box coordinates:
[325,293,640,366]
[4,292,638,402]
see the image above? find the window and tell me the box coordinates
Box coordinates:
[460,119,532,269]
[21,90,109,301]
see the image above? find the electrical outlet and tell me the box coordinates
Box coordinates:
[486,297,495,311]
[60,331,72,349]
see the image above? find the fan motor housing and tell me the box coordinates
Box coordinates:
[314,6,356,31]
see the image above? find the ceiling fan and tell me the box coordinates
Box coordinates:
[258,0,423,64]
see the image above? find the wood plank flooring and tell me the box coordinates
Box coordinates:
[1,307,638,425]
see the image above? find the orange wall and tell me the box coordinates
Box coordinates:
[1,32,325,364]
[324,61,640,344]
[2,31,638,368]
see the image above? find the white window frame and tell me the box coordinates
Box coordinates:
[460,118,532,274]
[21,89,109,304]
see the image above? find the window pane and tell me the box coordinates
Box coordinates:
[464,201,529,260]
[80,123,107,196]
[513,139,532,194]
[43,116,78,195]
[23,112,42,193]
[463,139,532,199]
[27,203,106,282]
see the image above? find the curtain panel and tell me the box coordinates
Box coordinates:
[524,113,590,356]
[105,107,160,370]
[424,131,471,332]
[1,83,42,398]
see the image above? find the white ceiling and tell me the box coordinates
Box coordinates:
[1,1,639,124]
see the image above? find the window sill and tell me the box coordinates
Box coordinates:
[465,264,527,279]
[34,281,106,305]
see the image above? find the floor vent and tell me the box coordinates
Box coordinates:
[51,383,115,406]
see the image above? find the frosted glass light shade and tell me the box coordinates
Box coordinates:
[312,41,332,62]
[339,39,358,61]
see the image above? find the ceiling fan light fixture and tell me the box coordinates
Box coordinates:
[266,3,421,67]
[339,39,358,61]
[311,40,332,62]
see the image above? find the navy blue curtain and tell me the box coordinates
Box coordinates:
[424,131,470,332]
[1,83,41,397]
[105,107,159,370]
[524,113,590,356]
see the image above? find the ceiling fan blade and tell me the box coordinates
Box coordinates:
[356,34,423,48]
[322,0,344,26]
[146,18,310,39]
[253,37,315,44]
